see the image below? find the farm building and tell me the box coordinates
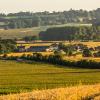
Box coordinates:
[27,46,50,52]
[17,43,59,52]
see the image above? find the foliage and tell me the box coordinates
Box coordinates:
[39,26,100,41]
[0,8,100,29]
[23,36,38,42]
[93,51,100,57]
[0,39,16,54]
[4,52,100,69]
[82,49,93,57]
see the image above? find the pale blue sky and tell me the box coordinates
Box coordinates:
[0,0,100,13]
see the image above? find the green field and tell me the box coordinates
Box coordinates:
[0,60,100,95]
[0,27,40,39]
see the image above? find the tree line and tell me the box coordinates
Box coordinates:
[39,26,100,41]
[2,53,100,69]
[0,8,100,29]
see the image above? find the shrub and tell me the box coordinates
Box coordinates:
[82,49,93,57]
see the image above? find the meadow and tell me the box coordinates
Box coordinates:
[0,27,40,39]
[0,60,100,95]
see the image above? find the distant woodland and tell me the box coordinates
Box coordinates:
[39,26,100,41]
[0,8,100,29]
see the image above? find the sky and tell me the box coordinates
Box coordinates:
[0,0,100,13]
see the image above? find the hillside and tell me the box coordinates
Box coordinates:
[0,84,100,100]
[0,8,100,29]
[0,24,92,39]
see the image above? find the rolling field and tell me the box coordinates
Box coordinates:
[0,27,40,39]
[0,84,100,100]
[0,60,100,95]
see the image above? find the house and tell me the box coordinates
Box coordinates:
[46,44,59,52]
[27,46,49,52]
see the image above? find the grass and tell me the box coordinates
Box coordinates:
[0,27,40,39]
[0,60,100,95]
[0,84,100,100]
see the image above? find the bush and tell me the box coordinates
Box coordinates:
[82,49,93,57]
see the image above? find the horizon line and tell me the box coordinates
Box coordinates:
[0,8,99,14]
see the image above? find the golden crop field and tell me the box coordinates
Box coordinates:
[17,41,100,48]
[6,52,53,57]
[64,41,100,48]
[0,84,100,100]
[17,43,52,47]
[63,56,100,62]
